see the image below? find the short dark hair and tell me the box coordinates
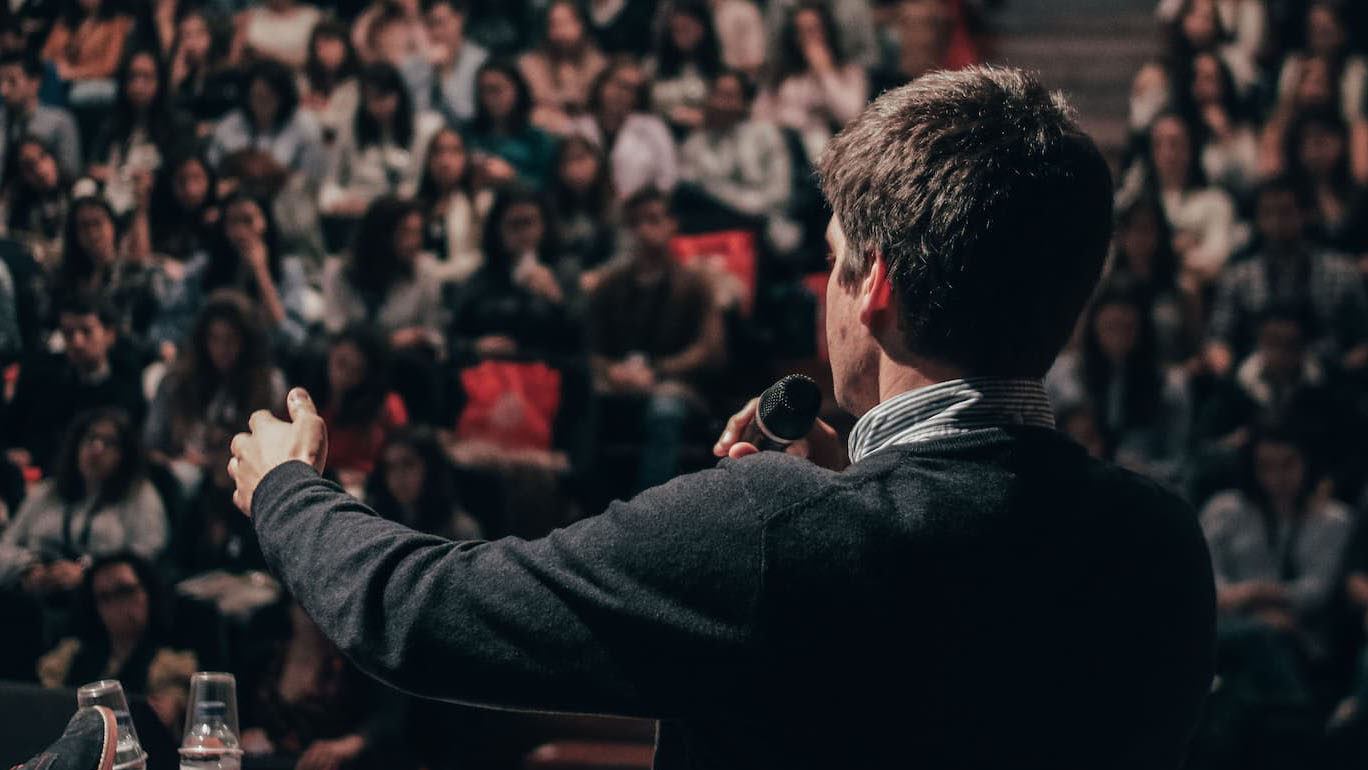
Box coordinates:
[0,50,43,79]
[242,57,300,132]
[622,186,672,227]
[1253,172,1315,211]
[422,0,469,14]
[818,66,1113,377]
[55,293,119,329]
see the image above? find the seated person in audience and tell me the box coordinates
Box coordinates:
[0,50,81,179]
[312,326,409,486]
[167,8,240,133]
[231,0,321,70]
[148,152,219,270]
[319,61,444,216]
[1200,424,1353,707]
[299,19,361,151]
[517,0,607,135]
[583,0,659,60]
[1046,279,1191,487]
[766,0,878,71]
[1183,50,1259,196]
[1109,194,1203,366]
[208,58,328,187]
[145,289,286,492]
[572,59,679,201]
[415,126,486,283]
[411,0,489,126]
[39,0,132,105]
[199,192,313,351]
[37,553,196,733]
[0,408,168,595]
[3,294,145,474]
[755,1,868,165]
[647,0,723,136]
[1129,112,1241,288]
[240,599,412,769]
[176,421,266,578]
[366,427,482,540]
[51,195,161,357]
[353,0,430,66]
[465,59,559,189]
[679,70,796,252]
[88,49,194,218]
[323,195,444,354]
[1275,1,1367,129]
[1206,176,1368,375]
[549,135,618,277]
[1,137,69,263]
[1285,106,1368,254]
[586,188,725,490]
[447,186,580,362]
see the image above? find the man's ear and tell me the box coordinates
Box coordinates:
[857,249,894,330]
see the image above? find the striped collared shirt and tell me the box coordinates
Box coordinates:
[847,378,1056,464]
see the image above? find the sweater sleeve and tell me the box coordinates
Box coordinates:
[251,460,766,718]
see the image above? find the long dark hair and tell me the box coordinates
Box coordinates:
[1112,193,1180,296]
[56,196,119,294]
[68,553,173,692]
[206,192,284,292]
[149,152,219,255]
[415,127,473,203]
[537,0,594,61]
[52,408,145,505]
[344,195,425,302]
[317,325,391,428]
[550,135,613,224]
[480,186,555,279]
[304,18,360,96]
[1079,278,1165,430]
[472,58,534,134]
[365,427,464,538]
[1285,105,1355,198]
[106,48,176,157]
[171,7,232,74]
[1144,111,1209,190]
[167,289,278,444]
[774,2,845,84]
[241,57,300,134]
[1176,50,1250,129]
[1239,421,1322,545]
[654,0,722,80]
[355,61,415,150]
[60,0,115,25]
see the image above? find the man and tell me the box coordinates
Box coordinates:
[406,0,489,126]
[678,70,797,251]
[2,295,145,473]
[586,188,726,490]
[229,68,1217,769]
[0,50,80,182]
[1206,175,1368,374]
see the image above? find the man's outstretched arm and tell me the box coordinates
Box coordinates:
[232,390,766,719]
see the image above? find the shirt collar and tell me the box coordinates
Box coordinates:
[847,378,1055,463]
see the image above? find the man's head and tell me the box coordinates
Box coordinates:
[1254,305,1311,383]
[424,0,468,55]
[623,187,678,255]
[817,66,1112,414]
[0,50,42,111]
[1253,175,1310,251]
[57,294,119,374]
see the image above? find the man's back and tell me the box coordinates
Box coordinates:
[655,427,1216,769]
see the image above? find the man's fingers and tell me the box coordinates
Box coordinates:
[229,432,249,458]
[715,397,759,456]
[248,409,275,432]
[728,441,760,460]
[287,387,319,421]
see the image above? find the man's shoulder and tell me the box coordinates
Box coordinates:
[32,104,76,130]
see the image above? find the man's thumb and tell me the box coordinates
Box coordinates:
[287,387,319,421]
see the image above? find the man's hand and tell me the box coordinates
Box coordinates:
[228,388,328,517]
[713,397,847,472]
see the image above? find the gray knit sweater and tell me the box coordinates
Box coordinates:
[252,426,1216,769]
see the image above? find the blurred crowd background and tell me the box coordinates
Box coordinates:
[2,0,1368,767]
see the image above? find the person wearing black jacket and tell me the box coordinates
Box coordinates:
[228,67,1218,770]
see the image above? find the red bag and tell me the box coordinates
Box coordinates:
[668,230,758,315]
[455,360,563,451]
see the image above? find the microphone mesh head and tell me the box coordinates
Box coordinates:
[757,374,822,442]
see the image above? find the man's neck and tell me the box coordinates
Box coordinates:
[1267,243,1306,264]
[875,353,969,406]
[12,98,37,119]
[75,359,112,383]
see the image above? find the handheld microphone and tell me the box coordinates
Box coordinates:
[744,374,822,452]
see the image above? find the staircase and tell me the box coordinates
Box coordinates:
[991,0,1160,162]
